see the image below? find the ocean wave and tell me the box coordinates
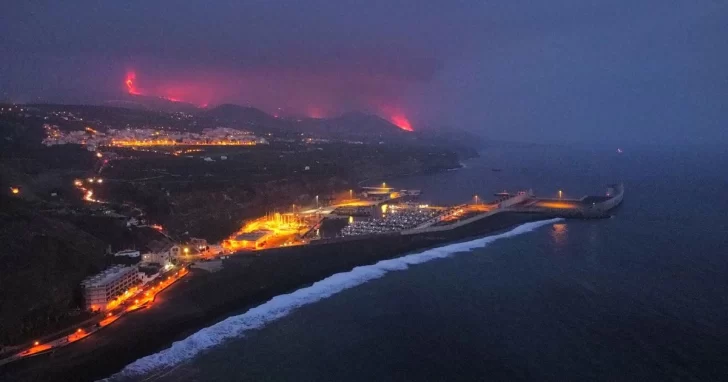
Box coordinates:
[107,218,562,380]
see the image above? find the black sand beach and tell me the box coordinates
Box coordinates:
[1,212,543,382]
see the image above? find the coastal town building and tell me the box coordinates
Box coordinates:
[226,230,273,250]
[81,265,139,312]
[189,237,208,250]
[113,249,140,259]
[141,239,180,264]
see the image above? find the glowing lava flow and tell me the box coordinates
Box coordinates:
[125,72,141,95]
[390,115,414,131]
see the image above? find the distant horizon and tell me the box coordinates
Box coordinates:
[3,1,726,145]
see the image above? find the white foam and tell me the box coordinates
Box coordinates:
[108,218,562,379]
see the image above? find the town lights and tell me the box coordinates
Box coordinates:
[77,328,83,333]
[183,247,189,254]
[10,187,20,195]
[96,152,103,158]
[33,341,40,346]
[96,178,103,184]
[74,179,83,187]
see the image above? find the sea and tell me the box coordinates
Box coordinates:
[108,143,728,381]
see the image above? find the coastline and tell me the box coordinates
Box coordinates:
[1,212,545,382]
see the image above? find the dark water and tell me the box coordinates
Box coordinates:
[146,144,728,381]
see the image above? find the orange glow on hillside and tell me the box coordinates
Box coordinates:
[306,106,326,119]
[391,115,414,131]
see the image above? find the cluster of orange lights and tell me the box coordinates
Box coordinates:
[173,148,204,156]
[15,268,189,362]
[224,213,309,251]
[108,139,256,147]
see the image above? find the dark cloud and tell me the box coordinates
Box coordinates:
[1,0,726,143]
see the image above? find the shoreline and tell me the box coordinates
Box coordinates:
[1,212,545,382]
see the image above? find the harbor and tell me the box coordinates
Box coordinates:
[1,180,624,380]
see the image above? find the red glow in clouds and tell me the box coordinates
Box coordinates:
[121,69,416,121]
[390,115,413,131]
[125,71,185,103]
[125,72,141,95]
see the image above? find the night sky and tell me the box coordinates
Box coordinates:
[1,1,726,144]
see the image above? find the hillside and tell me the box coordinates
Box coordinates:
[296,111,409,137]
[0,198,107,346]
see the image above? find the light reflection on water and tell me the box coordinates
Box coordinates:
[550,223,568,248]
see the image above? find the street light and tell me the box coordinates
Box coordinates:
[474,195,479,204]
[349,189,353,198]
[315,195,319,208]
[558,190,563,199]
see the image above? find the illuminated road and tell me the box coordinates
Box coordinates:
[0,267,189,367]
